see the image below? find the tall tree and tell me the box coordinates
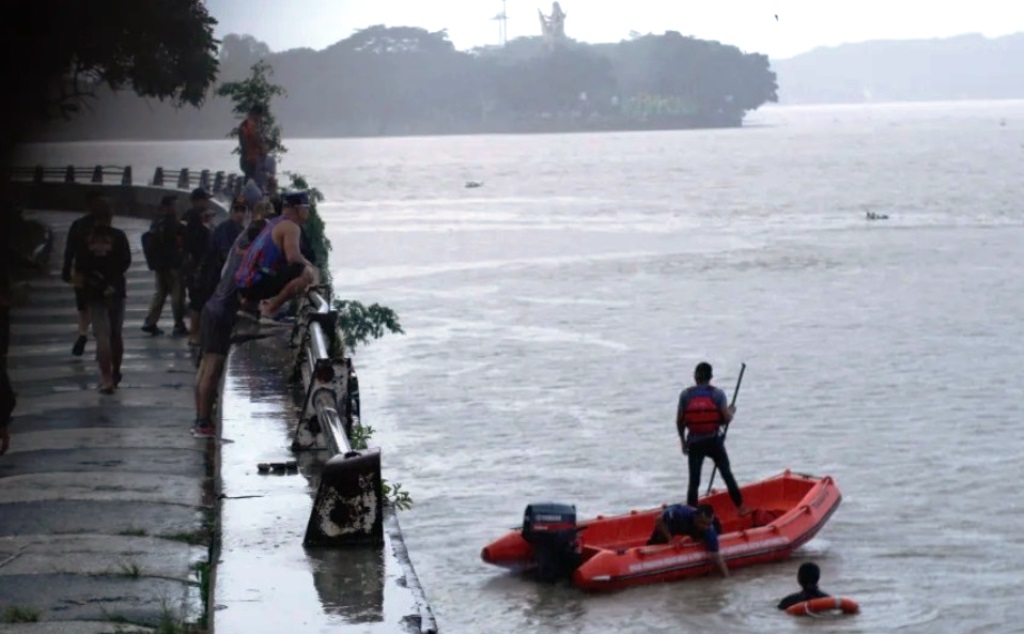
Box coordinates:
[1,0,219,165]
[216,59,288,158]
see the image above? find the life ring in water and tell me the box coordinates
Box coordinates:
[785,596,860,616]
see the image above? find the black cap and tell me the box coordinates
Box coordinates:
[160,194,178,207]
[190,187,210,200]
[282,190,310,207]
[694,362,713,383]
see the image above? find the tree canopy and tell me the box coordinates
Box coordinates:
[33,26,778,142]
[2,0,219,164]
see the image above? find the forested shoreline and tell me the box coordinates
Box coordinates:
[39,26,778,141]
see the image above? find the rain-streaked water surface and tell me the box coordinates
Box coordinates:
[19,101,1024,633]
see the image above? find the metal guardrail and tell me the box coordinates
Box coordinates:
[7,164,134,186]
[5,164,245,198]
[290,287,384,547]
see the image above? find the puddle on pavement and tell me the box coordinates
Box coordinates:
[215,333,426,633]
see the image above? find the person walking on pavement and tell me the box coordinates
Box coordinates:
[73,197,131,393]
[62,190,104,356]
[141,195,187,336]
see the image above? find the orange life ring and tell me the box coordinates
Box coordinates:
[786,596,860,616]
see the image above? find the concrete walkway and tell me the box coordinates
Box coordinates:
[1,211,215,631]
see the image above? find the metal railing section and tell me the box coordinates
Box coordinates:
[5,164,245,198]
[291,287,383,547]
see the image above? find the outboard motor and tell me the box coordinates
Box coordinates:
[521,502,581,582]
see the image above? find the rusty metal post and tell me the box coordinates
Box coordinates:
[153,167,164,186]
[177,168,189,189]
[121,166,132,186]
[293,290,384,547]
[64,165,75,183]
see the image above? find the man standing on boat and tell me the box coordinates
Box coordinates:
[678,362,750,515]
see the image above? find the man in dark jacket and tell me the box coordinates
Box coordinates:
[2,201,43,455]
[182,188,213,345]
[62,190,104,356]
[141,195,186,336]
[74,197,131,393]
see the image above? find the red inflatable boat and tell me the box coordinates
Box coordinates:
[481,469,842,591]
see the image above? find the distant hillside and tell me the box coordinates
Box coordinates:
[772,32,1024,104]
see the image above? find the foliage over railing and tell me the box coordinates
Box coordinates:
[216,59,287,159]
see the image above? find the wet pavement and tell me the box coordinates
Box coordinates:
[214,326,436,633]
[1,211,213,630]
[3,209,437,633]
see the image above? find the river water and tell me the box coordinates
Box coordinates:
[17,101,1024,633]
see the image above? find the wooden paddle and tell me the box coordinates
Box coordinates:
[706,362,746,495]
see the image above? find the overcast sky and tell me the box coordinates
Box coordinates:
[204,0,1024,59]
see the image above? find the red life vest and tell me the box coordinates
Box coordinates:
[683,388,724,437]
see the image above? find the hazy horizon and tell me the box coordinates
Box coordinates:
[205,0,1024,59]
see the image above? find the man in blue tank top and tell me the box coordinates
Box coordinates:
[235,190,319,318]
[678,362,749,514]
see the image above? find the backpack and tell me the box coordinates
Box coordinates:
[141,230,158,270]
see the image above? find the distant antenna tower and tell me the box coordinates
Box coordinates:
[492,0,508,46]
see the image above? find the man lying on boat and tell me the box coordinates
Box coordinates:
[646,504,729,577]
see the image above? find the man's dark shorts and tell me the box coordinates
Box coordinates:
[241,262,305,302]
[199,307,237,357]
[188,278,213,313]
[74,288,89,312]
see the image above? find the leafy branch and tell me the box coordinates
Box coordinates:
[216,59,287,157]
[383,480,413,511]
[332,300,404,352]
[349,424,413,510]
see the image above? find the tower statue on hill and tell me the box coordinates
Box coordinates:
[539,2,567,48]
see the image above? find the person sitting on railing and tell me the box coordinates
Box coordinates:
[234,190,319,320]
[192,209,269,438]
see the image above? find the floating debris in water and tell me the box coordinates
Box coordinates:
[257,461,299,474]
